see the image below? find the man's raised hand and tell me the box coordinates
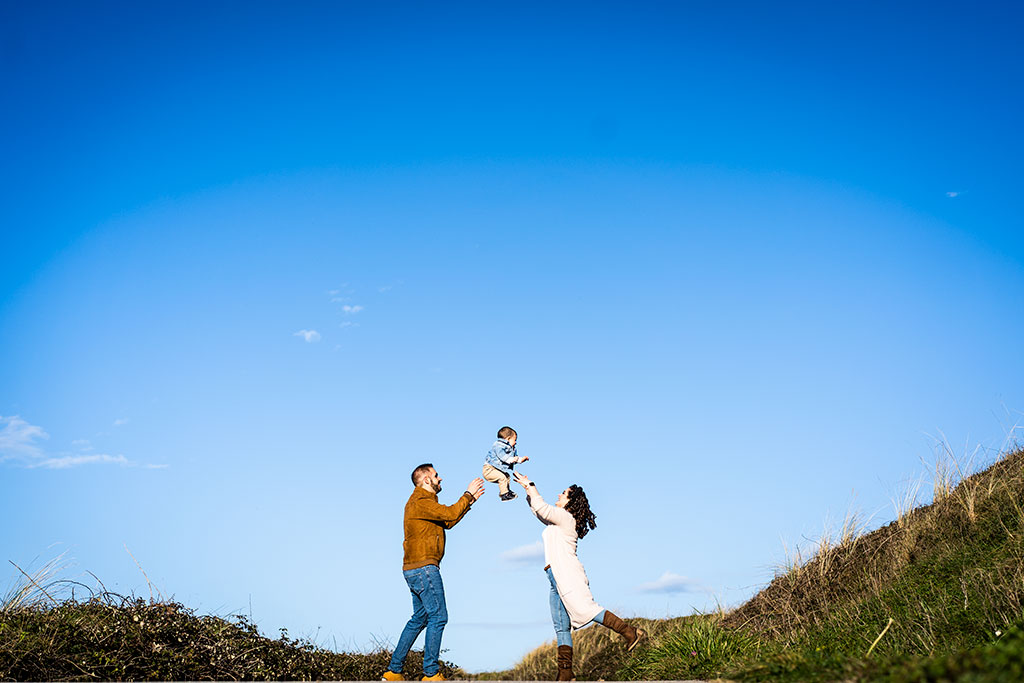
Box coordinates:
[466,477,486,501]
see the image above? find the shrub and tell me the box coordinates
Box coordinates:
[0,594,462,681]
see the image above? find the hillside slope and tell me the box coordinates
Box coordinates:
[727,446,1024,649]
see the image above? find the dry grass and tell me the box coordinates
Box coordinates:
[1,553,71,613]
[890,476,923,529]
[474,616,685,680]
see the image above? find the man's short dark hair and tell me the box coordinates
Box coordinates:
[411,463,434,486]
[497,426,517,440]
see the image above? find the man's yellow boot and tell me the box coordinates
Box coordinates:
[421,674,447,681]
[381,671,405,681]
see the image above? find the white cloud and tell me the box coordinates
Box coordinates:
[500,541,545,564]
[341,305,363,314]
[293,329,322,343]
[339,321,359,328]
[0,415,49,462]
[31,453,131,469]
[1,415,163,470]
[946,191,960,198]
[636,571,706,594]
[329,285,354,302]
[113,417,129,427]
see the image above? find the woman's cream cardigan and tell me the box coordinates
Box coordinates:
[527,485,604,629]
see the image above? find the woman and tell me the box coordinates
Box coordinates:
[512,470,645,681]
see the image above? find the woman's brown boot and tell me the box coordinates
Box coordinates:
[601,611,646,652]
[555,645,575,681]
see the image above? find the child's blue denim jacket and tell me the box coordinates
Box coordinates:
[484,438,518,476]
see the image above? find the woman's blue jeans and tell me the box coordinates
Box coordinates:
[388,564,448,676]
[547,567,606,647]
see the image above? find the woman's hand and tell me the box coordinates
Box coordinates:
[513,471,533,489]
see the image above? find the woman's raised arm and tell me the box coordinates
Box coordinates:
[514,471,566,525]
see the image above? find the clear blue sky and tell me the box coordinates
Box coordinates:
[2,0,1022,672]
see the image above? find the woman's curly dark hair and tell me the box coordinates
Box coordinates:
[565,484,597,539]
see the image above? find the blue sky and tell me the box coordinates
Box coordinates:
[2,0,1023,672]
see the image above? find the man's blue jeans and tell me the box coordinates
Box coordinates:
[547,567,606,648]
[388,564,448,676]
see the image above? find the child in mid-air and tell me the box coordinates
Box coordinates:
[482,426,529,501]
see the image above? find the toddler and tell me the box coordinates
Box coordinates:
[482,426,529,501]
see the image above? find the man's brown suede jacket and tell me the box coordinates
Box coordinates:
[402,487,475,570]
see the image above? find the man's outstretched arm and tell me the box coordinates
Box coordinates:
[413,478,486,528]
[443,477,486,528]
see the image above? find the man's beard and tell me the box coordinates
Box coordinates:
[432,481,442,493]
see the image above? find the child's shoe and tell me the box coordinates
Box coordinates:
[500,491,518,501]
[381,672,405,681]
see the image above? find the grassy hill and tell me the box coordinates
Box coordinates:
[480,445,1024,682]
[0,591,462,681]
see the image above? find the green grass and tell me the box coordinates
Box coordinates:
[620,615,756,681]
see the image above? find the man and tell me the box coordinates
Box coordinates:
[382,464,486,681]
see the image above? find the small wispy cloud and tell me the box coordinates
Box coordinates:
[293,329,322,343]
[500,541,544,564]
[946,191,961,198]
[113,417,129,427]
[635,571,707,594]
[341,305,363,314]
[0,415,49,462]
[339,321,360,328]
[329,285,354,303]
[31,453,130,469]
[1,415,164,470]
